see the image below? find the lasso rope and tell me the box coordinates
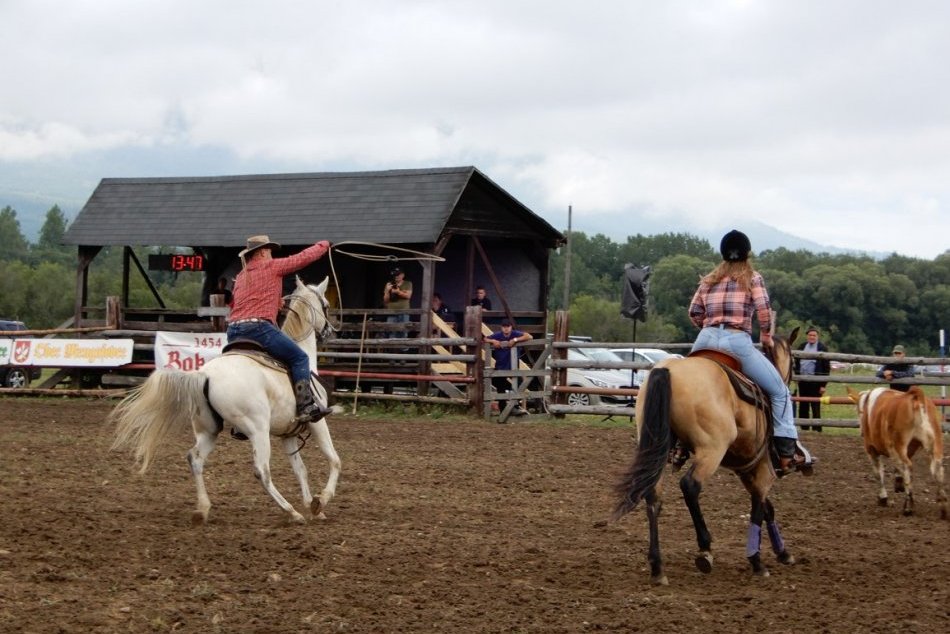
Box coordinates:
[324,240,446,327]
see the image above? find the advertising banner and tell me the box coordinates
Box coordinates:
[5,338,134,367]
[155,332,227,371]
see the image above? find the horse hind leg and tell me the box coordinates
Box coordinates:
[679,462,715,574]
[644,488,667,586]
[187,431,218,525]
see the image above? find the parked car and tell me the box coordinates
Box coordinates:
[0,319,42,388]
[554,348,634,407]
[609,348,683,387]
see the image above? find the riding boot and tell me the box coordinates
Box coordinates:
[774,437,816,477]
[293,380,333,425]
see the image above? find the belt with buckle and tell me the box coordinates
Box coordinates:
[229,318,271,326]
[715,323,745,333]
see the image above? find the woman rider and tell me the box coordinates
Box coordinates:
[688,230,815,476]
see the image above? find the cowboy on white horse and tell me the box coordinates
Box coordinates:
[228,234,333,426]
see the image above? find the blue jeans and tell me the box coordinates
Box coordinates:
[692,326,798,439]
[386,313,409,338]
[227,321,311,385]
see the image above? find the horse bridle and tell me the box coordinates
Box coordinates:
[765,335,793,385]
[285,287,336,344]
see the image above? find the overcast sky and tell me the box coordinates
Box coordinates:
[2,0,949,259]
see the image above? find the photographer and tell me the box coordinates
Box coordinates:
[382,267,413,338]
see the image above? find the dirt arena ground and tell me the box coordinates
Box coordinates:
[1,398,948,633]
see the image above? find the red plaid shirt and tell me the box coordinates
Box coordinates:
[688,272,771,334]
[229,242,329,324]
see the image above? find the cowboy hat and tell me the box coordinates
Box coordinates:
[239,235,280,259]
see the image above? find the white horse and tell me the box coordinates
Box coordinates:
[111,276,342,524]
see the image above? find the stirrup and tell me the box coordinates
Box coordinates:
[293,403,333,426]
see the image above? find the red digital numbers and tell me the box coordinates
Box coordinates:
[170,254,204,271]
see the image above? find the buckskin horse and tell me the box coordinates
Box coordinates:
[612,327,802,585]
[111,277,342,524]
[847,385,947,519]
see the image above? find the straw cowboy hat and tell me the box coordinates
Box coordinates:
[239,235,280,259]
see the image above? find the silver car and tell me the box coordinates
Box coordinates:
[609,348,682,387]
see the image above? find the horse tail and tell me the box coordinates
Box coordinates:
[612,367,672,521]
[109,370,208,473]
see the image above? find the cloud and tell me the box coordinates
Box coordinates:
[2,0,949,258]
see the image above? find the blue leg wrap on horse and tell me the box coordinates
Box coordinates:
[745,523,762,558]
[767,521,786,554]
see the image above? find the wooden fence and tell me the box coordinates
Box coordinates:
[3,302,949,430]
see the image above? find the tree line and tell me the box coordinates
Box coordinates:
[3,203,949,356]
[548,231,950,357]
[0,205,202,330]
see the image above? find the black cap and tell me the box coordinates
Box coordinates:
[390,267,403,275]
[500,319,513,326]
[720,230,751,262]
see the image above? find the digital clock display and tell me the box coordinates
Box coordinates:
[148,254,205,272]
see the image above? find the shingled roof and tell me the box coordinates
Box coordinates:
[63,166,563,248]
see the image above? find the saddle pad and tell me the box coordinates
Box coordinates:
[690,349,765,408]
[222,344,289,374]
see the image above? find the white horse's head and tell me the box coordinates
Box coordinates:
[283,276,336,343]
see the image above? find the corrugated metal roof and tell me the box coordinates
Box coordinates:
[63,166,563,247]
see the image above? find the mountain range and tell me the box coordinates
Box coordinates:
[4,189,882,258]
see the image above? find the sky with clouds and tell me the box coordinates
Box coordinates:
[2,0,949,259]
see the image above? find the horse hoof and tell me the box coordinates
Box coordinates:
[877,497,889,507]
[290,512,307,524]
[777,551,795,566]
[651,575,669,586]
[754,567,770,578]
[191,511,207,526]
[695,552,713,574]
[940,508,948,521]
[799,464,815,477]
[311,498,325,516]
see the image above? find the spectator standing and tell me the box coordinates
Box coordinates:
[487,319,532,416]
[876,344,916,392]
[431,292,453,334]
[432,292,452,320]
[383,267,412,338]
[470,286,492,310]
[795,327,830,432]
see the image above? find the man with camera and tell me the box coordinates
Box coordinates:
[382,267,413,339]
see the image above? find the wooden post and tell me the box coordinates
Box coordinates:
[466,305,484,414]
[553,310,569,408]
[105,296,122,330]
[210,293,227,332]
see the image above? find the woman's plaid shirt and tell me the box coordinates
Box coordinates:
[688,272,772,334]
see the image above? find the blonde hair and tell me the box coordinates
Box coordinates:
[701,259,755,292]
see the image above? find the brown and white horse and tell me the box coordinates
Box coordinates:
[612,328,800,585]
[847,385,946,519]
